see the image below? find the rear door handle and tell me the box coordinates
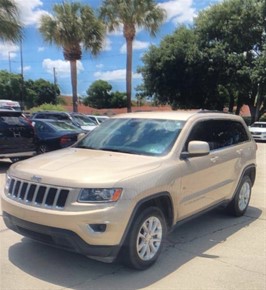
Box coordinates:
[236,149,243,155]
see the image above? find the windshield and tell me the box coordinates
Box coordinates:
[48,121,82,131]
[72,115,97,126]
[97,116,109,123]
[74,118,185,156]
[251,123,266,128]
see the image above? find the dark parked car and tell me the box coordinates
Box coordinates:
[0,109,36,162]
[31,111,98,132]
[32,119,85,153]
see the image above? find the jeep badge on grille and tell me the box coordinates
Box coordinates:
[31,175,42,183]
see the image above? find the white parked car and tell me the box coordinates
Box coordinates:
[248,121,266,141]
[87,115,109,125]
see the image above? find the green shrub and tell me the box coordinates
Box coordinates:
[259,114,266,121]
[30,103,66,113]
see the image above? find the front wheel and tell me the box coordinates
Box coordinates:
[227,175,252,217]
[10,157,24,163]
[122,207,166,270]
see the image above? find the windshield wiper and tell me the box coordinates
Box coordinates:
[99,147,140,155]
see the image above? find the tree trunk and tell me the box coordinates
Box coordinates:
[126,38,133,113]
[70,60,78,112]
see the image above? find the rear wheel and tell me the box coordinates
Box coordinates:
[122,207,166,270]
[227,175,252,217]
[38,144,49,154]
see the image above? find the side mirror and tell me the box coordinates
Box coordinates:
[180,141,210,159]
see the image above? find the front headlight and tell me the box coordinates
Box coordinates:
[78,188,123,203]
[5,174,11,193]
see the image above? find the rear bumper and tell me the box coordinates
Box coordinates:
[3,211,120,263]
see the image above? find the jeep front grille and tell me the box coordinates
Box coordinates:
[7,178,70,209]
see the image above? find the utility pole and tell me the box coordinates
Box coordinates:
[8,52,12,73]
[53,67,57,85]
[53,67,58,101]
[20,39,24,109]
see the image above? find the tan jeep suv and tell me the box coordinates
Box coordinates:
[1,111,256,270]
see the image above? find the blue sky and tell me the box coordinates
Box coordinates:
[0,0,221,98]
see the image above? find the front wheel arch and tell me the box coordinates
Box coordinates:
[118,193,173,269]
[121,206,167,270]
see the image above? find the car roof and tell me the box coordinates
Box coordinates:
[0,109,22,115]
[34,111,68,114]
[32,118,68,122]
[113,110,239,121]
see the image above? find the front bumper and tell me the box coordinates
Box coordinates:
[250,134,266,141]
[3,211,120,263]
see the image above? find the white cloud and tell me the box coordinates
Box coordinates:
[42,59,84,78]
[96,64,104,69]
[0,42,19,60]
[120,40,150,54]
[14,0,49,26]
[94,69,141,81]
[158,0,196,24]
[38,47,45,52]
[22,65,31,72]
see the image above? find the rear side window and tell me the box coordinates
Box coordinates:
[185,119,249,150]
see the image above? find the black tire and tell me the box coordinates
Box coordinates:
[38,144,49,154]
[122,206,166,270]
[227,175,252,217]
[10,157,23,163]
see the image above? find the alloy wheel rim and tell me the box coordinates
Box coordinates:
[136,216,162,261]
[39,145,48,153]
[238,181,251,211]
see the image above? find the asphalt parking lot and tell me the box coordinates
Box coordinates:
[0,143,265,290]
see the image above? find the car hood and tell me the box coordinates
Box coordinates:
[10,147,162,187]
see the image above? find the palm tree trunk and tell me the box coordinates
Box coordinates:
[70,60,78,112]
[126,39,133,113]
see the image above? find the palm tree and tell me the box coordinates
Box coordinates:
[0,0,22,42]
[39,2,105,112]
[100,0,166,112]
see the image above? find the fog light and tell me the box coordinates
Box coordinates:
[89,224,106,233]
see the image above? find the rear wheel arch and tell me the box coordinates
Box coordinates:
[227,164,256,216]
[243,165,256,186]
[234,164,256,195]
